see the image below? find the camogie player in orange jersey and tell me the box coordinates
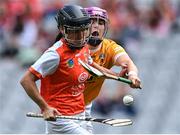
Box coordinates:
[20,5,106,134]
[84,7,141,133]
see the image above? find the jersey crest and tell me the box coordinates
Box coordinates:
[67,59,74,68]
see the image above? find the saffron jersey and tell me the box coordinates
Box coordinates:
[84,38,127,105]
[29,39,92,115]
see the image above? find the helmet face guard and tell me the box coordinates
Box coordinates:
[63,24,91,48]
[85,7,109,46]
[55,5,91,48]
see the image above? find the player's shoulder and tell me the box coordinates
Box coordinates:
[49,40,64,51]
[103,38,116,45]
[41,40,64,57]
[102,38,126,55]
[102,38,124,49]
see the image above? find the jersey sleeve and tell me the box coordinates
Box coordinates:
[29,49,60,78]
[109,42,127,64]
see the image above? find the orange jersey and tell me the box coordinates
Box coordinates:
[29,39,91,115]
[84,38,127,105]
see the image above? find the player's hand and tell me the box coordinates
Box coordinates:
[42,106,61,121]
[128,74,141,89]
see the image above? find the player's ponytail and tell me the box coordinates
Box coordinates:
[54,32,63,43]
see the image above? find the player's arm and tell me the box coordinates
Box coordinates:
[20,71,49,111]
[20,49,61,120]
[114,54,141,88]
[20,71,60,120]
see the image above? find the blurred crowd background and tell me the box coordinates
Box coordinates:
[0,0,180,134]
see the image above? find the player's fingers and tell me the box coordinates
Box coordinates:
[128,75,141,89]
[46,117,56,121]
[44,114,56,121]
[43,110,57,121]
[135,79,141,88]
[130,78,140,89]
[133,78,141,89]
[130,79,136,88]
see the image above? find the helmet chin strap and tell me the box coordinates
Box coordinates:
[64,39,84,50]
[88,37,102,47]
[68,44,84,50]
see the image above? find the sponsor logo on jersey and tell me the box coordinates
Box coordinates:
[99,53,105,60]
[78,72,89,83]
[67,59,74,68]
[71,83,85,96]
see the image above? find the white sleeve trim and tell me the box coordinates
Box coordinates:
[31,49,60,78]
[113,52,127,64]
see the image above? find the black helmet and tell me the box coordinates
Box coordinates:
[55,5,91,48]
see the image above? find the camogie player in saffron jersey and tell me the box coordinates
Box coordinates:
[83,7,141,133]
[20,5,94,134]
